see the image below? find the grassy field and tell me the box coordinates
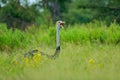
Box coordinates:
[0,22,120,80]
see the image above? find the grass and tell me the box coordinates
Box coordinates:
[27,44,120,80]
[0,22,120,80]
[0,44,120,80]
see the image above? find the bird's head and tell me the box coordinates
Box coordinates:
[56,20,65,29]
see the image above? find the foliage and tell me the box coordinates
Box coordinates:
[60,22,120,45]
[0,44,120,80]
[0,0,120,79]
[0,0,120,27]
[0,24,31,51]
[0,0,40,29]
[0,21,120,51]
[63,0,120,24]
[0,22,120,79]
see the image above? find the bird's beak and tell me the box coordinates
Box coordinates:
[60,22,65,29]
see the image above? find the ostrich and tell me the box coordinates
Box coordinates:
[24,20,65,59]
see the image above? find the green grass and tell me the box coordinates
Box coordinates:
[0,22,120,80]
[24,44,120,80]
[0,44,120,80]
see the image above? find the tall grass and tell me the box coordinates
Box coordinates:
[0,24,31,51]
[0,22,120,80]
[60,22,120,45]
[0,22,120,51]
[0,44,120,80]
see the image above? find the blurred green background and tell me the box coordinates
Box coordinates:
[0,0,120,29]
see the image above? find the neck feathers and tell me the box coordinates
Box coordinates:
[56,25,60,47]
[53,25,60,57]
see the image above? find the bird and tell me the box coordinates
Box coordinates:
[24,20,65,59]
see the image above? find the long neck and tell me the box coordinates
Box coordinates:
[53,25,60,57]
[56,25,60,48]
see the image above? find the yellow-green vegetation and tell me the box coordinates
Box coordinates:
[0,22,120,80]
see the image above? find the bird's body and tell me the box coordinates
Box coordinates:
[24,20,64,59]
